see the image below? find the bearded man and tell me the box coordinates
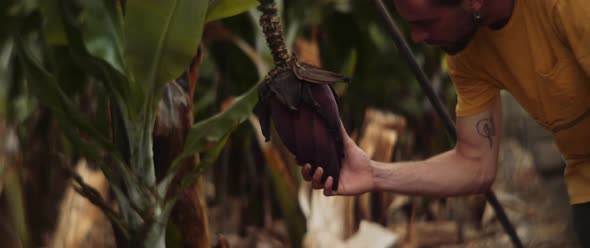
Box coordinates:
[303,0,590,245]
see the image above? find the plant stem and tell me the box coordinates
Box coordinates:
[257,0,290,68]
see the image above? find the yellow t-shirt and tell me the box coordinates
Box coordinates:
[447,0,590,204]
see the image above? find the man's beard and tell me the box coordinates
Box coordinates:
[434,18,479,55]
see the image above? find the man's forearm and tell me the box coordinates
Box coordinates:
[371,148,496,197]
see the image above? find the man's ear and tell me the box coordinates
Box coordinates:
[462,0,484,12]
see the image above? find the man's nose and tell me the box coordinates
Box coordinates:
[411,30,429,43]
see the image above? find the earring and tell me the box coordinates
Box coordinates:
[473,12,482,22]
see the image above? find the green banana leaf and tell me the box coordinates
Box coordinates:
[46,0,129,106]
[180,127,235,188]
[16,39,115,153]
[70,0,126,75]
[40,0,67,45]
[4,166,30,248]
[125,0,209,103]
[0,161,4,180]
[159,81,259,197]
[16,38,132,185]
[178,83,258,166]
[206,0,259,22]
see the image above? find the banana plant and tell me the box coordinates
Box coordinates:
[3,0,260,246]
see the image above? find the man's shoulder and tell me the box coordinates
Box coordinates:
[446,51,484,81]
[525,0,562,18]
[446,40,484,73]
[523,0,559,10]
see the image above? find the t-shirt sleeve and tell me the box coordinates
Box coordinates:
[447,56,500,117]
[553,0,590,78]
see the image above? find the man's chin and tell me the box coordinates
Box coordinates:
[425,42,467,55]
[439,44,467,55]
[438,29,478,55]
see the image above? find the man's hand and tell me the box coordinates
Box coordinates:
[302,126,375,196]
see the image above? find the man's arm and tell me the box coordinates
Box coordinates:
[370,95,502,196]
[309,95,502,197]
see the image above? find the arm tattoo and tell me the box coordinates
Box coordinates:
[476,116,495,148]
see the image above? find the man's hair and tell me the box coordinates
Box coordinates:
[430,0,462,7]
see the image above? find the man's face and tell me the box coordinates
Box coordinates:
[394,0,478,54]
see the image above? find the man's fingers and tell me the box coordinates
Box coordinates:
[303,165,335,194]
[302,164,313,181]
[312,167,324,189]
[323,177,334,196]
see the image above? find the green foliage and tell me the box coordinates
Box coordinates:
[16,35,131,187]
[43,0,129,108]
[40,1,66,45]
[126,0,208,105]
[206,0,259,22]
[182,83,258,160]
[180,127,234,188]
[71,0,126,75]
[16,38,116,155]
[3,167,30,248]
[160,82,259,194]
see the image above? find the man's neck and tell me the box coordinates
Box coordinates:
[481,0,515,30]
